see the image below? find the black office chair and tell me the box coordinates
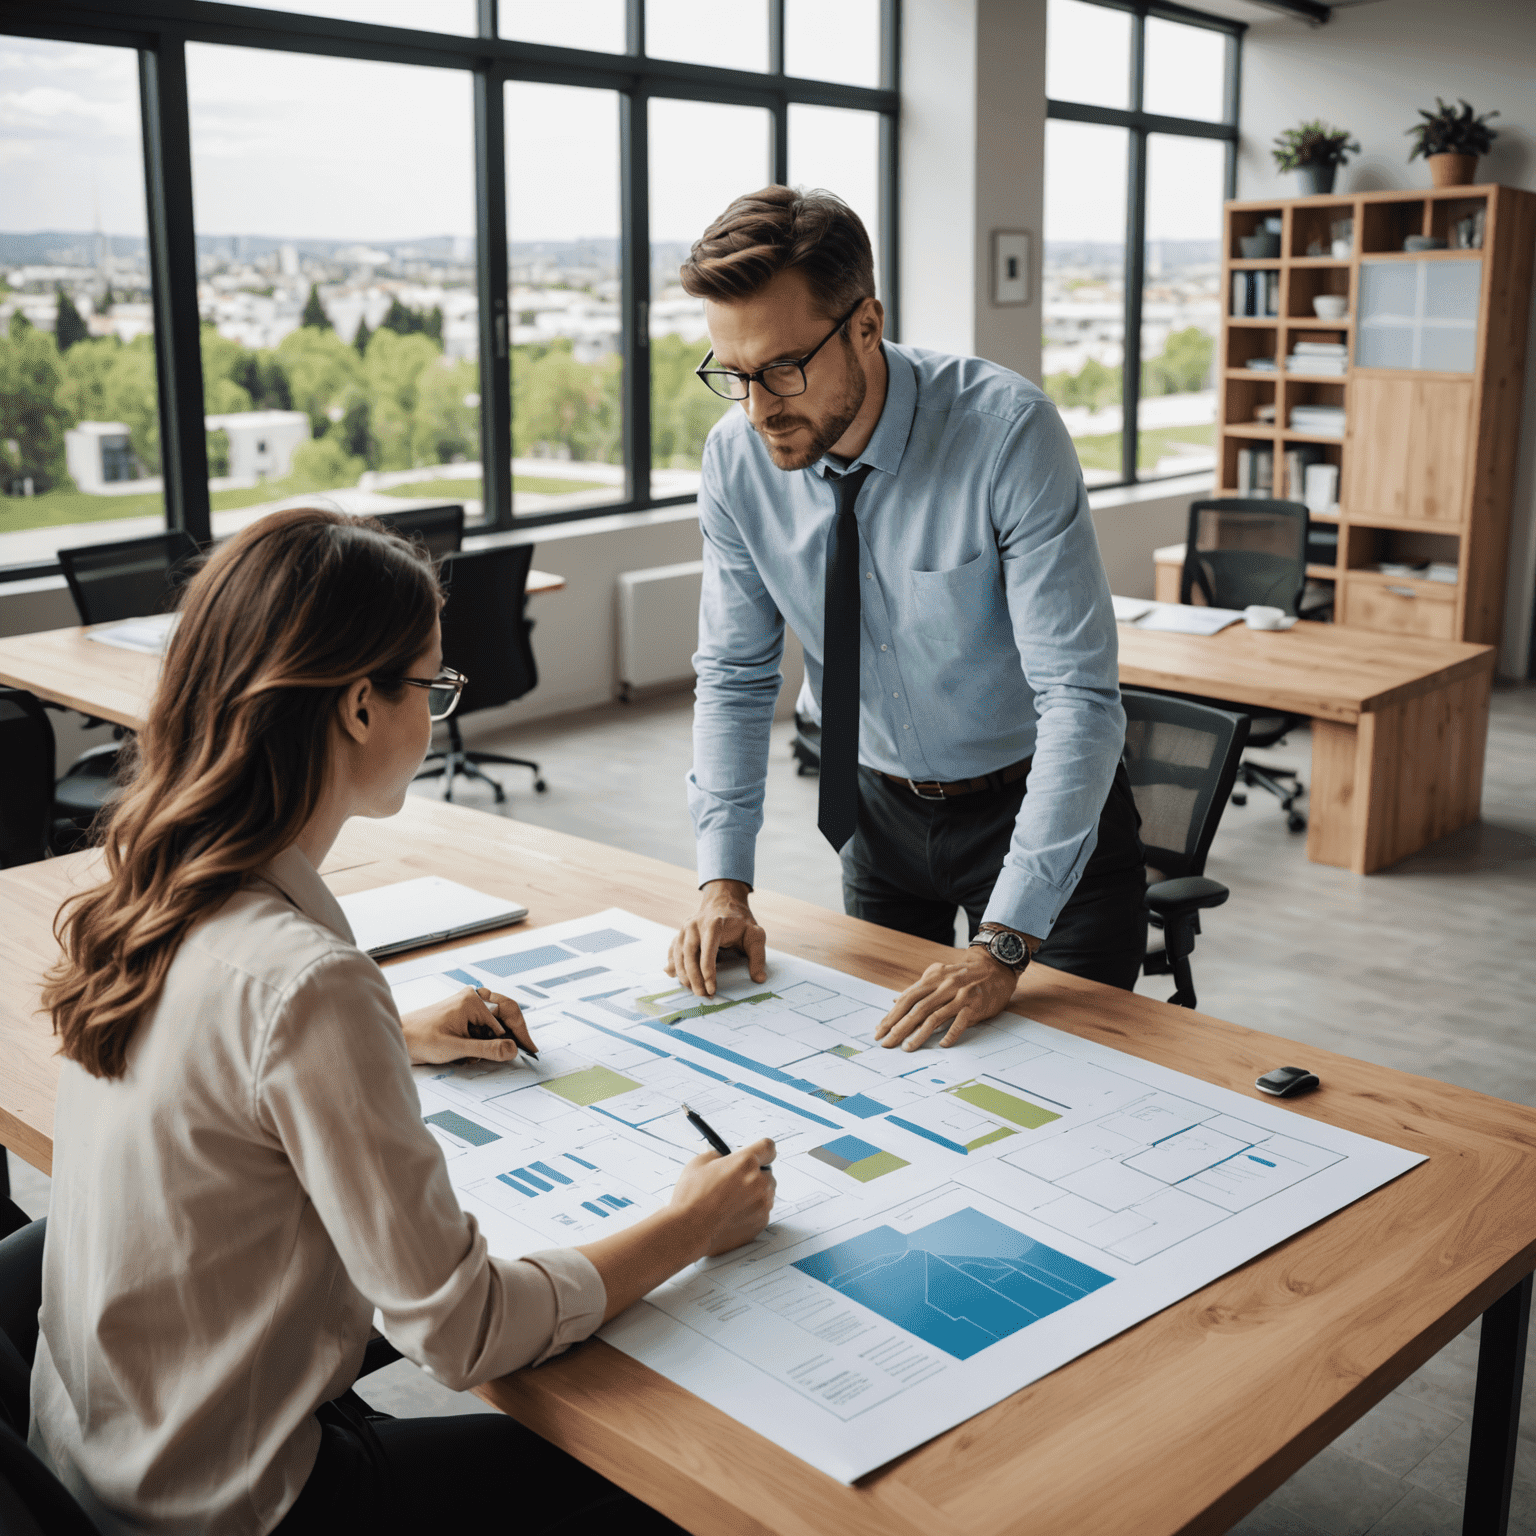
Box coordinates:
[56,530,200,628]
[0,690,57,869]
[368,502,465,564]
[1180,497,1310,833]
[0,1217,101,1533]
[417,544,547,804]
[52,531,201,848]
[1122,689,1250,1010]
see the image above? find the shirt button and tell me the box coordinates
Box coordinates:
[881,644,888,651]
[893,692,900,698]
[903,723,910,730]
[865,572,873,579]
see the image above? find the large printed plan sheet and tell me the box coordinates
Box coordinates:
[387,909,1424,1483]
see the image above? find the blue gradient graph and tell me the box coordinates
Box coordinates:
[793,1208,1112,1360]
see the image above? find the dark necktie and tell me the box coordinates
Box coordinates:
[818,462,875,853]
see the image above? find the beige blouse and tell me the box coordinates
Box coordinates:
[30,843,606,1535]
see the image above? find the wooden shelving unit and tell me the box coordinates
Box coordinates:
[1217,184,1536,644]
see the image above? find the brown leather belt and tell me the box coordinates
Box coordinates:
[877,756,1032,801]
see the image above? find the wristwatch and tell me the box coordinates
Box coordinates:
[969,925,1031,974]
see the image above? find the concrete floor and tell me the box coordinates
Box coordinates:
[9,682,1535,1530]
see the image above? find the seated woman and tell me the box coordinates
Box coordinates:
[32,507,775,1535]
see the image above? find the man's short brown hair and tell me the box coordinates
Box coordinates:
[679,185,875,322]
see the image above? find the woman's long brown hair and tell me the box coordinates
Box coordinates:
[44,507,441,1078]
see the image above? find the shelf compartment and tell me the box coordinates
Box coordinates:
[1225,325,1279,372]
[1360,199,1428,254]
[1342,524,1459,576]
[1278,440,1342,505]
[1228,208,1285,261]
[1291,200,1354,259]
[1224,375,1276,432]
[1287,264,1352,320]
[1429,194,1488,250]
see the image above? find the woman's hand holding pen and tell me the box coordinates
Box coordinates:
[400,985,537,1065]
[670,1139,778,1257]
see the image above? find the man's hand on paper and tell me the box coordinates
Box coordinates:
[875,947,1019,1051]
[400,985,534,1065]
[666,879,768,997]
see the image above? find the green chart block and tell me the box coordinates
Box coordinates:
[540,1065,642,1107]
[950,1082,1062,1130]
[966,1125,1016,1151]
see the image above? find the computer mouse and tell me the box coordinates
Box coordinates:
[1255,1065,1320,1098]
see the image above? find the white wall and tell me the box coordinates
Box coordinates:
[901,0,1048,383]
[1237,0,1536,677]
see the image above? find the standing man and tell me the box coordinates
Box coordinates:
[665,187,1144,1051]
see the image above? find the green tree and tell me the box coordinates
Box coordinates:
[649,332,730,467]
[103,337,163,474]
[199,326,254,415]
[276,326,362,438]
[206,427,231,477]
[288,435,363,492]
[362,327,440,469]
[339,398,375,466]
[1141,326,1214,397]
[57,335,125,424]
[353,316,372,356]
[229,350,292,412]
[301,282,332,331]
[54,286,90,352]
[413,356,480,465]
[511,340,622,465]
[0,315,70,492]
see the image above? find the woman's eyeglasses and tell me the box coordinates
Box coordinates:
[395,666,468,722]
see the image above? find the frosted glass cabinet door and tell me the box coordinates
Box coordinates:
[1358,259,1481,373]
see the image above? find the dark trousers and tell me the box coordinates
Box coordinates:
[273,1385,682,1535]
[841,761,1148,990]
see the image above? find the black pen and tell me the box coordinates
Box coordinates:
[681,1103,732,1156]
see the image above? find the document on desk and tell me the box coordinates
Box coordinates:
[1131,602,1247,635]
[87,612,177,654]
[387,910,1423,1484]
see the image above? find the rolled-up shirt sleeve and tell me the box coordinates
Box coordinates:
[255,951,606,1392]
[985,402,1125,939]
[688,431,787,890]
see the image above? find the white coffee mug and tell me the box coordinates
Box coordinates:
[1245,605,1287,630]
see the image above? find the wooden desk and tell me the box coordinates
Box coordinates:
[2,797,1532,1535]
[1119,618,1496,874]
[0,567,566,732]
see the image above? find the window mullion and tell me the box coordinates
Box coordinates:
[474,66,513,530]
[621,88,651,507]
[139,36,210,545]
[1120,12,1147,485]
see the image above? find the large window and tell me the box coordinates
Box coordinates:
[0,1,898,574]
[1043,0,1239,489]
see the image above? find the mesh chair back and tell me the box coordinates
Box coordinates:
[438,544,538,716]
[0,689,55,869]
[57,529,200,626]
[1181,498,1309,615]
[1121,688,1250,882]
[369,503,465,563]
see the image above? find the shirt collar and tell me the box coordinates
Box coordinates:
[254,842,356,947]
[816,342,916,481]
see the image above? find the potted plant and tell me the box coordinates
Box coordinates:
[1407,97,1499,187]
[1271,120,1361,196]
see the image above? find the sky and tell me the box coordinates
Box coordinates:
[0,7,881,252]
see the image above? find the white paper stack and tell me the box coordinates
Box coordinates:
[1289,341,1348,376]
[1303,463,1340,513]
[1290,405,1346,438]
[87,612,177,655]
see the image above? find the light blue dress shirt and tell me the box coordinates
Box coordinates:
[688,341,1125,941]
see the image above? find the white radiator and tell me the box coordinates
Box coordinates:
[615,560,704,700]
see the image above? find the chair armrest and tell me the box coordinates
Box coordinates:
[1145,876,1229,918]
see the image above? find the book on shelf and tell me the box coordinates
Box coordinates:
[1290,405,1346,437]
[1285,445,1326,499]
[1247,356,1278,372]
[1230,270,1280,318]
[1290,341,1348,376]
[1236,446,1275,495]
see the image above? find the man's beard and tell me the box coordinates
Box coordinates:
[754,350,868,472]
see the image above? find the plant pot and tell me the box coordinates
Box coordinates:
[1296,163,1338,196]
[1428,153,1477,187]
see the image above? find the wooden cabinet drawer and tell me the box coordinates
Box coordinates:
[1342,576,1456,639]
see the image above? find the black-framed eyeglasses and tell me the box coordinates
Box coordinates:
[695,302,864,401]
[395,666,467,722]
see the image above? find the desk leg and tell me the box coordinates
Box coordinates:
[1463,1272,1531,1536]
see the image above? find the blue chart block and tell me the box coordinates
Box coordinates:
[732,1080,841,1129]
[570,1013,671,1059]
[446,969,477,986]
[581,1201,610,1218]
[530,1160,573,1186]
[477,944,575,978]
[509,1166,552,1192]
[886,1115,967,1154]
[497,1173,540,1197]
[565,1155,597,1171]
[823,1134,883,1164]
[567,928,635,954]
[541,966,608,989]
[794,1207,1112,1361]
[423,1110,500,1147]
[838,1094,891,1120]
[598,1194,631,1210]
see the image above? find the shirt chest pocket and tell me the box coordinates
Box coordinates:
[907,551,999,641]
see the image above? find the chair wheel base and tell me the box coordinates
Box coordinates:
[534,780,548,793]
[1231,791,1247,807]
[1288,812,1308,833]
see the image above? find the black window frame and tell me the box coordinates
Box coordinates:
[1045,0,1243,491]
[0,0,901,581]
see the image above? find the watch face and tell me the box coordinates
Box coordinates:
[990,931,1027,966]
